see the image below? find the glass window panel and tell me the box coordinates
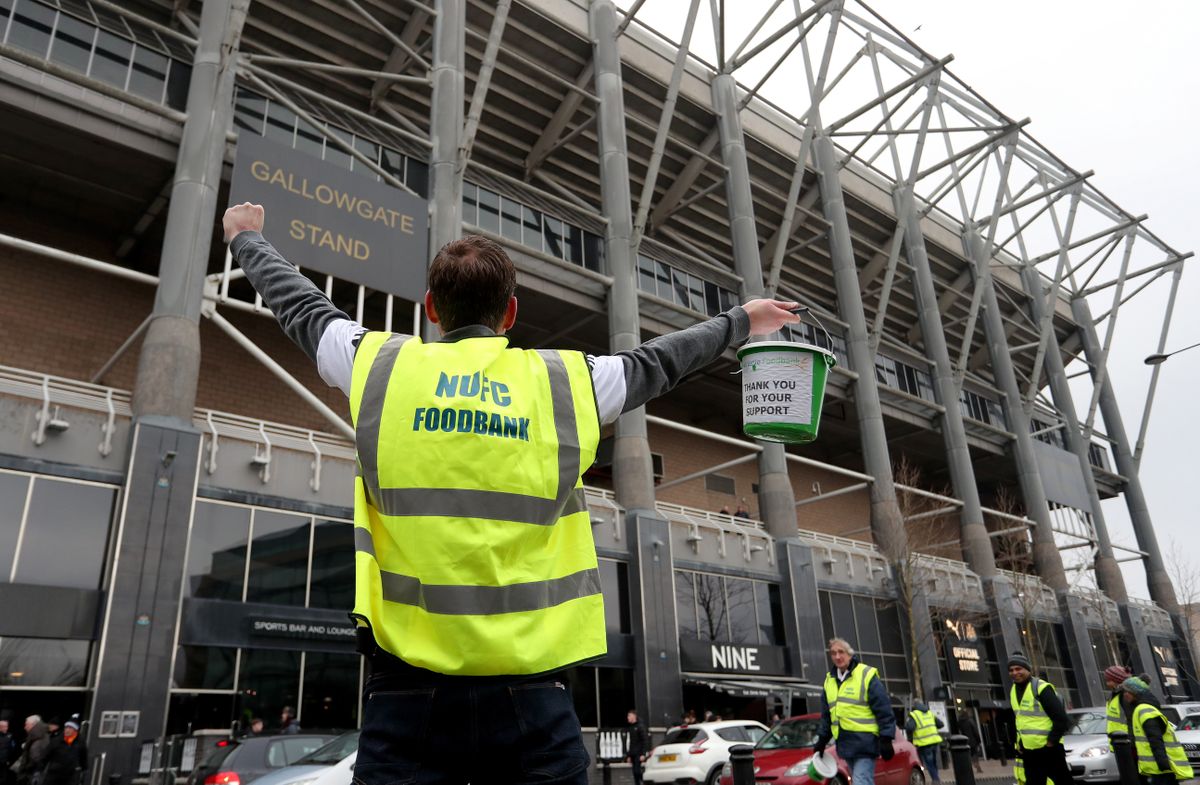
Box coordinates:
[542,215,564,258]
[637,255,656,293]
[238,648,300,727]
[853,596,881,653]
[500,197,522,242]
[522,206,542,253]
[598,559,630,634]
[245,510,311,607]
[405,158,429,197]
[167,693,234,737]
[461,181,477,225]
[379,148,404,184]
[49,13,93,72]
[322,125,352,170]
[15,478,114,589]
[477,188,500,234]
[583,231,604,273]
[233,89,266,136]
[688,274,706,313]
[0,637,89,686]
[828,592,855,642]
[755,583,781,645]
[0,472,30,582]
[671,268,691,307]
[875,600,905,654]
[264,101,296,145]
[301,651,359,730]
[8,0,55,57]
[704,281,721,317]
[172,645,235,690]
[883,654,909,683]
[720,288,739,313]
[654,260,672,301]
[352,135,380,173]
[820,591,835,646]
[294,117,324,158]
[90,30,132,88]
[565,666,597,728]
[675,570,697,639]
[0,0,12,39]
[565,224,583,266]
[165,59,189,110]
[597,667,634,728]
[128,44,167,102]
[694,573,728,641]
[308,519,354,611]
[185,502,250,601]
[726,578,757,644]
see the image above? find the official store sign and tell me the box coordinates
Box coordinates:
[230,132,429,300]
[942,616,989,685]
[679,638,789,676]
[248,616,357,642]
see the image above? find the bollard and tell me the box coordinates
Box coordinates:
[1110,731,1139,785]
[949,735,976,785]
[730,744,756,785]
[600,760,611,785]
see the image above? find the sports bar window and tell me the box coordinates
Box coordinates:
[675,569,785,646]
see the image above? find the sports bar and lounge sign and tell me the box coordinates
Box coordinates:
[229,132,429,300]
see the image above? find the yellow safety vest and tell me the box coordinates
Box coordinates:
[1010,677,1055,751]
[348,332,603,676]
[1013,757,1053,785]
[1132,703,1194,780]
[910,709,942,747]
[824,664,881,738]
[1107,693,1128,751]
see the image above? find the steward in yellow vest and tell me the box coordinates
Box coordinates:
[1120,676,1195,784]
[906,704,946,783]
[1104,665,1133,759]
[224,207,804,784]
[1007,651,1073,785]
[814,638,896,785]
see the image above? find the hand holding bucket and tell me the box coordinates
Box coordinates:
[737,340,837,444]
[807,751,839,782]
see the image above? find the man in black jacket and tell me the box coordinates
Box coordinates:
[1008,651,1074,785]
[626,710,649,785]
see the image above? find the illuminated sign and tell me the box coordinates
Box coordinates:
[679,638,789,676]
[230,133,429,300]
[943,617,989,684]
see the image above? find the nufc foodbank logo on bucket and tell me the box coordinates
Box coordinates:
[747,355,809,372]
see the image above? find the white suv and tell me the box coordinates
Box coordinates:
[643,720,770,785]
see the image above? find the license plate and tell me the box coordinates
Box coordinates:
[658,754,678,763]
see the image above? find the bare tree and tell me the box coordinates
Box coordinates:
[990,486,1050,675]
[1167,539,1200,684]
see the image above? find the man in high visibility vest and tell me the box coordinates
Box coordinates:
[1008,651,1073,785]
[814,638,897,785]
[905,703,945,781]
[1105,665,1133,746]
[222,204,802,785]
[1120,676,1194,785]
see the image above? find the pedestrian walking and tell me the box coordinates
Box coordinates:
[626,710,648,785]
[13,716,49,785]
[906,703,944,782]
[1120,676,1192,785]
[279,707,299,735]
[1008,651,1073,785]
[0,719,18,785]
[956,713,985,774]
[222,203,802,785]
[814,638,897,785]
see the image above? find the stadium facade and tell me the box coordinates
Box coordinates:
[0,0,1195,778]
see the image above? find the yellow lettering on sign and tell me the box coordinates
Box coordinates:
[289,219,370,261]
[250,161,415,234]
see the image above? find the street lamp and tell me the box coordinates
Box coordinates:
[1144,340,1200,365]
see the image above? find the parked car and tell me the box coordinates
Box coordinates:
[643,719,770,785]
[1063,709,1118,783]
[302,750,355,785]
[245,731,360,785]
[186,734,338,785]
[1173,712,1200,770]
[717,713,924,785]
[1163,703,1200,727]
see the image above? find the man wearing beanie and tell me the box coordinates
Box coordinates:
[1103,666,1133,750]
[1121,676,1193,785]
[1007,651,1074,785]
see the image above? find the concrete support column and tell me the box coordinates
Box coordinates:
[711,72,796,539]
[965,231,1101,704]
[427,0,465,342]
[1071,297,1178,614]
[627,511,683,728]
[1017,264,1156,683]
[590,0,656,512]
[809,136,939,699]
[892,186,1024,669]
[131,0,247,421]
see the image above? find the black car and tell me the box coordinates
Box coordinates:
[187,735,337,785]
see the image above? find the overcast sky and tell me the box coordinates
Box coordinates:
[623,0,1200,601]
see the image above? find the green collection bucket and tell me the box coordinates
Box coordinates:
[806,751,838,782]
[736,341,837,444]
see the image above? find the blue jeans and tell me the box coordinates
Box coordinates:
[848,756,878,785]
[355,660,590,785]
[918,745,940,781]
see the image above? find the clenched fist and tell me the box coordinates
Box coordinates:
[743,298,803,336]
[223,202,265,242]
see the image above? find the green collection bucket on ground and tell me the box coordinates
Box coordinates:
[736,340,837,444]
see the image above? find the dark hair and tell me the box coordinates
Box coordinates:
[427,235,517,332]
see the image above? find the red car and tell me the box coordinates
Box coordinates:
[718,714,926,785]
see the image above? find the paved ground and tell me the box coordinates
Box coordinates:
[583,756,1019,785]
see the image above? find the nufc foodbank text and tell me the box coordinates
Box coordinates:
[250,159,417,261]
[412,372,531,441]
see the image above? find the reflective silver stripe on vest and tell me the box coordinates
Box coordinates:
[375,566,601,615]
[1018,729,1051,736]
[838,697,870,706]
[357,344,585,526]
[354,526,376,558]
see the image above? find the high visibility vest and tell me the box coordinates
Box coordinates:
[1013,757,1053,785]
[1132,703,1194,780]
[1010,677,1055,751]
[910,709,942,747]
[824,664,881,738]
[1107,693,1128,751]
[348,332,603,676]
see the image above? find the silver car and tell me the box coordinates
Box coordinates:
[1174,712,1200,770]
[1063,709,1118,784]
